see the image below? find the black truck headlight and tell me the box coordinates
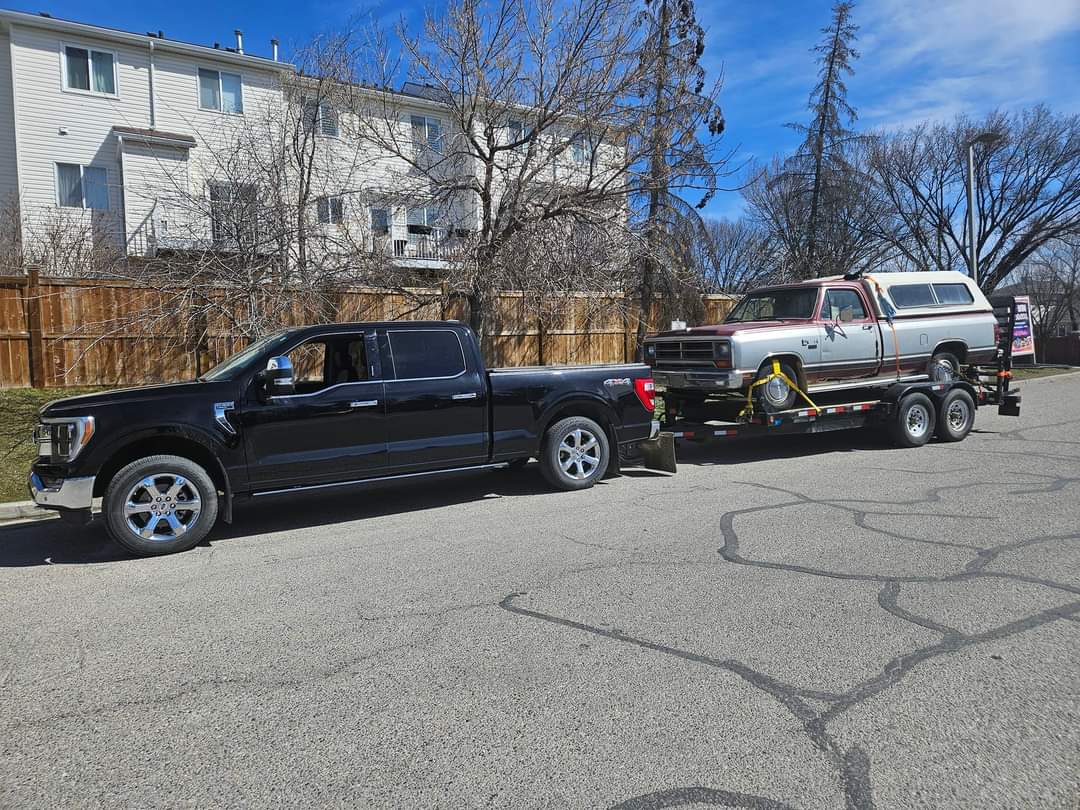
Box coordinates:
[35,416,95,462]
[714,341,732,369]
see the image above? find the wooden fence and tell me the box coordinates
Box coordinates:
[0,272,736,388]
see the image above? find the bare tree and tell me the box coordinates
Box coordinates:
[1016,238,1080,349]
[353,0,645,338]
[868,106,1080,291]
[629,0,728,351]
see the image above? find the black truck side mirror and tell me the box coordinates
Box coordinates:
[263,356,295,398]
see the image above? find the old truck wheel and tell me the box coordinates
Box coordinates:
[104,455,218,556]
[935,389,975,442]
[753,361,799,412]
[540,416,610,491]
[928,351,961,382]
[888,393,936,448]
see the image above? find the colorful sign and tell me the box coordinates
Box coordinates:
[1012,296,1035,358]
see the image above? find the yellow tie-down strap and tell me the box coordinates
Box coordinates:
[739,359,819,421]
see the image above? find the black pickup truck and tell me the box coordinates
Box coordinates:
[29,321,664,555]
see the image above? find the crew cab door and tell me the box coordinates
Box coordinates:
[816,287,881,381]
[242,331,387,489]
[382,327,489,471]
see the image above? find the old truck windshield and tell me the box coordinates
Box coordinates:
[726,288,819,323]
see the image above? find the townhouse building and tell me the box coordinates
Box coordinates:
[0,9,626,277]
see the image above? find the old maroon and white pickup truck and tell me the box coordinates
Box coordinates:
[645,271,999,411]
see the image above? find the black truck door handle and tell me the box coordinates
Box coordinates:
[451,392,478,400]
[350,399,379,409]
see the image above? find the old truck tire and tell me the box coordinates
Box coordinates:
[753,360,800,412]
[104,454,218,556]
[935,389,975,442]
[540,416,610,491]
[928,351,961,382]
[888,393,936,448]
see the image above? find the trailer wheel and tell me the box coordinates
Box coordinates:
[888,393,936,448]
[935,389,975,442]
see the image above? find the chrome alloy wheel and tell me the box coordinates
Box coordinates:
[123,474,202,541]
[947,397,971,432]
[907,403,930,438]
[558,428,601,480]
[763,375,791,407]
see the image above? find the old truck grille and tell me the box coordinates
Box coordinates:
[653,340,716,365]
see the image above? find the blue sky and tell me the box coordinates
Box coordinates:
[18,0,1080,219]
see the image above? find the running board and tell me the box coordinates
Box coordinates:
[252,462,510,497]
[806,374,928,394]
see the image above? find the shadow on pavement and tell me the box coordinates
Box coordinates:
[0,464,667,567]
[672,426,899,466]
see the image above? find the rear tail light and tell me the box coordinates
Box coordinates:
[634,378,656,413]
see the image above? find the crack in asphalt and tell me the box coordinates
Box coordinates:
[499,459,1079,809]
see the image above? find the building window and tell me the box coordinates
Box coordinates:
[317,196,344,224]
[199,68,243,114]
[508,119,529,148]
[410,115,443,154]
[570,136,590,165]
[56,163,108,209]
[370,207,390,235]
[406,206,439,235]
[303,99,339,137]
[62,45,116,95]
[209,182,258,246]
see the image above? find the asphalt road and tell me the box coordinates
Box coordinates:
[2,373,1078,809]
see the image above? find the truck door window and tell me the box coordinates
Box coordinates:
[822,289,867,322]
[286,340,329,394]
[388,329,466,379]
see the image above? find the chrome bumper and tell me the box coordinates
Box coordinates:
[28,472,95,511]
[653,369,744,391]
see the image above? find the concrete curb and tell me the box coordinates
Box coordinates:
[0,499,53,523]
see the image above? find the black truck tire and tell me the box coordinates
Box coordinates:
[104,454,218,556]
[540,416,610,491]
[888,392,936,448]
[753,360,800,412]
[935,389,975,442]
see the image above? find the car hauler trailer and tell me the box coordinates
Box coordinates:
[655,296,1023,449]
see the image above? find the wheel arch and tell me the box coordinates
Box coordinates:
[93,434,233,521]
[538,396,619,472]
[757,352,807,392]
[930,339,969,364]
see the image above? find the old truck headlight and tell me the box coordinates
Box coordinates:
[713,341,732,369]
[35,416,95,462]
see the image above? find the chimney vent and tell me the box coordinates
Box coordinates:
[158,30,164,39]
[271,38,279,62]
[234,29,243,54]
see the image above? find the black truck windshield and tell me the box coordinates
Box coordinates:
[200,332,291,381]
[725,288,819,323]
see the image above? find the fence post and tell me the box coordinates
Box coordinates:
[23,266,46,388]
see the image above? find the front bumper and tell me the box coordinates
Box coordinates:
[28,471,95,511]
[653,369,747,391]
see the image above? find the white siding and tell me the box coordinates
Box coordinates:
[119,139,192,256]
[0,30,19,205]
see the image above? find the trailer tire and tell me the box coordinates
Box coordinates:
[888,393,936,448]
[540,416,610,491]
[935,389,975,442]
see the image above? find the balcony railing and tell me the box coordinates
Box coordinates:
[375,228,454,262]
